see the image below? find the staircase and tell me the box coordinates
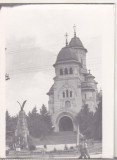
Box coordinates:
[32,131,77,145]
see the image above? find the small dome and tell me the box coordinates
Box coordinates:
[69,36,85,49]
[55,46,78,64]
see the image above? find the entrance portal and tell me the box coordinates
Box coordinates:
[59,116,73,131]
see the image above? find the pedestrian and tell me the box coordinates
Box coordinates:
[83,139,90,159]
[78,139,87,159]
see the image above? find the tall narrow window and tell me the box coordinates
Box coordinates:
[69,68,73,74]
[60,69,63,75]
[65,68,68,75]
[70,91,72,97]
[66,90,68,97]
[85,93,87,99]
[63,92,65,98]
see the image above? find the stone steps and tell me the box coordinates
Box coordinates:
[32,131,77,145]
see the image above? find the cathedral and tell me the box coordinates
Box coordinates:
[47,26,98,132]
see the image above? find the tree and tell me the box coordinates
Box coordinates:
[92,96,102,140]
[6,104,53,140]
[6,110,18,135]
[6,110,11,131]
[6,110,18,147]
[39,104,53,137]
[6,110,12,138]
[29,145,36,152]
[27,105,53,138]
[27,106,42,138]
[40,104,48,116]
[75,96,102,141]
[75,104,94,139]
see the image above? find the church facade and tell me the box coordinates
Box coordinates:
[47,28,98,132]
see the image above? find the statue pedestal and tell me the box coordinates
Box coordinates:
[15,109,29,150]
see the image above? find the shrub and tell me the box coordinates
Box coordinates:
[29,145,36,151]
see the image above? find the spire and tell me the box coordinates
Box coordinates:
[73,24,76,37]
[65,33,68,46]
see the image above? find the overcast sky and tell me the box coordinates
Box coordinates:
[3,4,114,116]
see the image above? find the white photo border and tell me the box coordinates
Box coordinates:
[0,1,115,158]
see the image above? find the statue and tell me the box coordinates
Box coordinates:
[15,100,29,150]
[17,100,27,111]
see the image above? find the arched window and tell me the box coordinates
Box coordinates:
[64,68,68,75]
[63,92,65,98]
[60,69,63,75]
[65,101,71,108]
[69,68,73,74]
[70,91,72,97]
[66,90,68,97]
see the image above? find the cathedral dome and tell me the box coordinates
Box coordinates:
[55,46,78,64]
[69,36,85,49]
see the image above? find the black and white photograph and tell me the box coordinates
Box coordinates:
[0,3,115,158]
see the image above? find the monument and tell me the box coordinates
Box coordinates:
[15,100,29,150]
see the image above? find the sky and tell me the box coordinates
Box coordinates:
[3,4,113,116]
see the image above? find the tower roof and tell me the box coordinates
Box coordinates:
[69,25,87,51]
[55,46,78,65]
[54,27,87,66]
[69,36,85,49]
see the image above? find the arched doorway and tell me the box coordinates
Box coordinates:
[59,116,73,131]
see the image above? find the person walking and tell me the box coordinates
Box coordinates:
[83,139,90,159]
[78,139,87,159]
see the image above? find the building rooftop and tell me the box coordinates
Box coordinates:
[69,36,84,48]
[54,33,87,66]
[55,46,78,64]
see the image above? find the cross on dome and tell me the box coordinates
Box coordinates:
[73,24,76,37]
[65,32,68,46]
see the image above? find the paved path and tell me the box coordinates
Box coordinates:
[7,153,102,159]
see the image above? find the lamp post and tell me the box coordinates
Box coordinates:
[77,124,79,146]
